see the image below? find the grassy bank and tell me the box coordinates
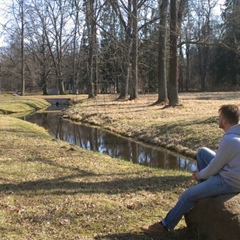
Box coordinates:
[63,92,240,158]
[0,92,239,239]
[0,114,194,239]
[0,94,50,115]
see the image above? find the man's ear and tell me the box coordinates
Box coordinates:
[223,118,228,127]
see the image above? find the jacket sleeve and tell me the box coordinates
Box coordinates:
[197,136,237,180]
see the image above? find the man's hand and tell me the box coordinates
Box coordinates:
[192,171,199,181]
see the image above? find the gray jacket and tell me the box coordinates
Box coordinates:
[198,124,240,189]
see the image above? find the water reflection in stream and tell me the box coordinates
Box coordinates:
[23,111,196,172]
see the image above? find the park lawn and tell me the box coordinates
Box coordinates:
[0,92,240,239]
[0,114,194,240]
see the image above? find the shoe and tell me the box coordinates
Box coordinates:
[141,221,168,235]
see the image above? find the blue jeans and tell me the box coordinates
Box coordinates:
[162,147,240,230]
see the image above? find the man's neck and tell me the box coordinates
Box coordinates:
[224,124,236,133]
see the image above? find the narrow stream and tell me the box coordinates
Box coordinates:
[23,110,196,172]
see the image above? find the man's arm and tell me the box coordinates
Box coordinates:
[197,137,237,180]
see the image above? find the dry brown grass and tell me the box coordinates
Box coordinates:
[63,92,240,158]
[1,92,239,239]
[0,114,194,240]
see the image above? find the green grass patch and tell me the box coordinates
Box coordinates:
[0,95,50,114]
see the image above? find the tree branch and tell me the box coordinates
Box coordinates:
[179,40,240,56]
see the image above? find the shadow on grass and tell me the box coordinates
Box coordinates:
[0,173,191,196]
[95,232,150,240]
[151,116,218,132]
[94,228,199,240]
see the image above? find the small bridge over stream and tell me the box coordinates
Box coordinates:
[45,98,70,110]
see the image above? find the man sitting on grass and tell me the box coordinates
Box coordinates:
[142,104,240,235]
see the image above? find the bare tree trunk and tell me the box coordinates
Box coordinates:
[56,0,65,95]
[86,0,98,98]
[185,42,190,91]
[198,5,211,92]
[20,0,25,96]
[198,45,209,91]
[179,42,184,92]
[71,0,79,94]
[156,0,169,104]
[168,0,179,106]
[110,0,132,100]
[129,0,138,100]
[40,40,50,95]
[118,40,131,100]
[37,0,70,95]
[86,0,94,97]
[93,21,98,96]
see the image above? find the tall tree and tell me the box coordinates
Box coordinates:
[156,0,169,104]
[168,0,179,105]
[110,0,132,99]
[110,0,150,100]
[20,0,25,96]
[7,0,28,94]
[85,0,98,98]
[69,0,81,94]
[168,0,187,105]
[98,1,121,94]
[25,0,52,95]
[129,0,139,100]
[37,0,72,94]
[196,0,217,91]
